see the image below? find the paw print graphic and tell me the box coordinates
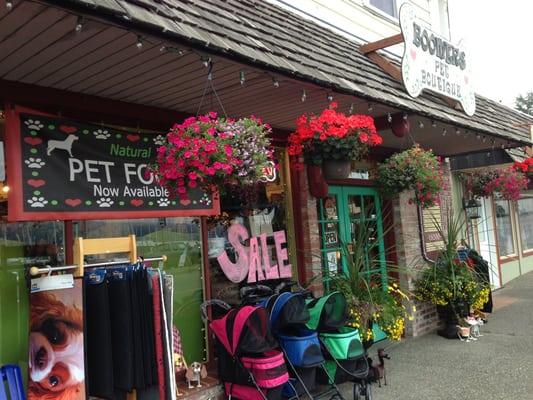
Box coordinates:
[153,135,166,146]
[24,119,44,131]
[199,193,212,206]
[157,198,170,207]
[96,197,114,207]
[24,157,46,169]
[94,129,111,140]
[27,196,48,207]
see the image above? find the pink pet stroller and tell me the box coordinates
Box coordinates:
[202,300,291,399]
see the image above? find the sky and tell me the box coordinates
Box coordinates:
[449,0,533,108]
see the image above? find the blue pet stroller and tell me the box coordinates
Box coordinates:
[263,291,345,400]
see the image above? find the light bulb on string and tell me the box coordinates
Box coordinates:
[272,77,279,88]
[75,16,84,34]
[455,128,460,136]
[349,103,354,114]
[402,113,408,121]
[367,103,373,112]
[201,57,211,68]
[301,89,307,102]
[442,128,447,136]
[2,185,9,193]
[482,136,487,143]
[500,143,505,149]
[476,133,481,140]
[6,1,13,10]
[136,36,143,50]
[327,93,333,102]
[239,70,246,86]
[431,120,437,128]
[159,45,166,52]
[418,120,424,129]
[387,113,392,123]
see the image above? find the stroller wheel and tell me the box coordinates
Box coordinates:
[353,383,361,400]
[365,383,373,400]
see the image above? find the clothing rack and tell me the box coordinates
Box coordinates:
[28,256,168,277]
[28,234,166,277]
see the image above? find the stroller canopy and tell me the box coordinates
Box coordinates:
[210,305,278,356]
[306,291,348,331]
[268,292,310,333]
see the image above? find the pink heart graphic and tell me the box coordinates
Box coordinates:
[27,179,45,188]
[131,199,144,207]
[65,198,82,207]
[180,199,191,206]
[24,137,42,146]
[127,134,140,142]
[410,49,417,61]
[59,125,77,134]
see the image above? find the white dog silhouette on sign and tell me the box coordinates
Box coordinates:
[47,135,79,157]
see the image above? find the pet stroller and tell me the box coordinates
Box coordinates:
[201,300,290,399]
[306,292,374,400]
[264,291,345,400]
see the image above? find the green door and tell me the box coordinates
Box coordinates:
[317,186,387,289]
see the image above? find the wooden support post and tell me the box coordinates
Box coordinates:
[359,33,404,54]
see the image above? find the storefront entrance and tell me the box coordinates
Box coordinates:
[317,186,387,288]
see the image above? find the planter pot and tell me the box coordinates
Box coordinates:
[436,302,469,339]
[322,159,351,180]
[307,164,329,199]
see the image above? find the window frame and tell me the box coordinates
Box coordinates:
[516,196,533,257]
[492,197,518,262]
[363,0,400,23]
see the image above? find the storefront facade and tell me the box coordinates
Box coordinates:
[0,0,532,397]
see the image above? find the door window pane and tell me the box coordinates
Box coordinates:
[73,218,207,362]
[494,200,515,257]
[369,0,398,17]
[517,197,533,252]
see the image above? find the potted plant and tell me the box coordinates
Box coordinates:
[288,102,382,179]
[329,214,413,343]
[413,210,490,338]
[376,144,444,208]
[512,157,533,177]
[151,112,274,201]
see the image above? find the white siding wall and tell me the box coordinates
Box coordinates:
[270,0,451,56]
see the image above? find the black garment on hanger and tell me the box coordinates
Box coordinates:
[108,270,135,391]
[85,271,115,399]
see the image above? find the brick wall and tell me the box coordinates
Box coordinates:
[298,166,324,296]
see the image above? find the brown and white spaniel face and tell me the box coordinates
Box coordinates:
[28,292,84,400]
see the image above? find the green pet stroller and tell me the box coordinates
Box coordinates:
[306,292,388,400]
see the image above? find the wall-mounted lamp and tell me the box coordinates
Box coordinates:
[463,198,481,219]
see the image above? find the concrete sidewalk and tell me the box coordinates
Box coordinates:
[341,271,533,400]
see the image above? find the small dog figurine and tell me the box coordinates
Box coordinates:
[174,353,187,396]
[186,361,207,389]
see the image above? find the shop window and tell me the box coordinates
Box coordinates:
[207,148,296,305]
[367,0,398,18]
[494,199,515,257]
[73,217,207,363]
[0,221,64,374]
[517,196,533,253]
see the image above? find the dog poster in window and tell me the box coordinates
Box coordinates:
[28,278,85,400]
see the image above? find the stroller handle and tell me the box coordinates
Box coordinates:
[201,299,231,323]
[239,284,273,301]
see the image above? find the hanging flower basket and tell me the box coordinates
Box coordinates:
[151,112,274,201]
[512,157,533,177]
[287,102,382,168]
[322,159,352,179]
[376,144,444,208]
[459,167,529,201]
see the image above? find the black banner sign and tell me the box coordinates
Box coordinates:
[6,108,219,221]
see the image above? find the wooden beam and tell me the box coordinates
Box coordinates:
[366,52,402,83]
[359,33,404,55]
